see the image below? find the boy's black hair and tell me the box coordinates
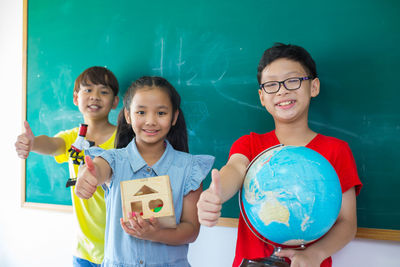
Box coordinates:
[257,43,318,84]
[115,76,189,153]
[74,66,119,96]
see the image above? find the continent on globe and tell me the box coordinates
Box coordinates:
[259,191,290,227]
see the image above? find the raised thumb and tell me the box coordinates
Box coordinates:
[24,121,34,139]
[210,169,222,197]
[85,155,96,176]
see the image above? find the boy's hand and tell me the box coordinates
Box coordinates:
[197,169,222,227]
[75,156,98,199]
[120,212,161,240]
[15,121,35,159]
[275,248,321,267]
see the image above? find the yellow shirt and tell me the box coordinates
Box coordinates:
[55,127,116,264]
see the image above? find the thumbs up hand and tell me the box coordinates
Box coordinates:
[15,121,35,159]
[85,155,97,176]
[75,156,99,199]
[197,169,223,227]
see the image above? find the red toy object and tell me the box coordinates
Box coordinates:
[66,124,94,187]
[68,124,94,164]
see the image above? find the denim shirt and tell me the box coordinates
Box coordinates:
[87,139,214,267]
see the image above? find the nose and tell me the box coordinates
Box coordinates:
[145,113,157,125]
[89,90,101,101]
[276,82,290,96]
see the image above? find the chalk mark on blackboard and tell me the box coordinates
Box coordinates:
[186,73,198,86]
[211,70,227,84]
[182,101,209,133]
[212,80,264,111]
[214,88,263,110]
[177,37,185,85]
[160,38,164,76]
[152,38,165,76]
[309,120,358,138]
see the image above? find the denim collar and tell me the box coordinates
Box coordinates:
[126,138,174,176]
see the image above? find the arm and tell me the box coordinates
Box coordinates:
[276,187,357,267]
[120,186,203,245]
[75,156,112,199]
[32,135,65,156]
[197,153,249,226]
[15,121,65,158]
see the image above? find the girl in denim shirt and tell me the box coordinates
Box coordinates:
[76,76,214,267]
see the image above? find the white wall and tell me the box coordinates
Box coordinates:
[0,1,399,266]
[0,2,75,266]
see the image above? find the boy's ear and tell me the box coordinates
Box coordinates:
[258,89,265,107]
[73,91,79,106]
[172,110,179,126]
[112,96,119,109]
[124,108,131,124]
[310,78,320,98]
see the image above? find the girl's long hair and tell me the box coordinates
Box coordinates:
[115,76,188,153]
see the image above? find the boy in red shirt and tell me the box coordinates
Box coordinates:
[197,43,362,267]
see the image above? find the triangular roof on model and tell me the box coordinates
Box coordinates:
[134,185,158,196]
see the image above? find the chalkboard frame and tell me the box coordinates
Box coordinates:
[21,0,400,241]
[217,218,400,242]
[21,0,72,213]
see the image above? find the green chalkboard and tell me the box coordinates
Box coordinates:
[24,0,400,235]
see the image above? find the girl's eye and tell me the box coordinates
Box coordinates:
[83,88,91,93]
[101,90,110,95]
[136,111,145,115]
[158,111,166,116]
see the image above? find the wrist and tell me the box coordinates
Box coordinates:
[30,137,37,152]
[304,245,326,265]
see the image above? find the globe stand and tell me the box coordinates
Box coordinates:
[239,247,289,267]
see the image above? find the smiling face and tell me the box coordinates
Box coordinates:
[73,81,119,121]
[124,86,178,149]
[259,58,320,125]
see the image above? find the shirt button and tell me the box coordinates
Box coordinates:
[146,167,151,172]
[139,260,144,264]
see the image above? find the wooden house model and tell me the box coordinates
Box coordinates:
[120,175,176,228]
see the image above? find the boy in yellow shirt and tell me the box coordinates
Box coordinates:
[15,66,119,266]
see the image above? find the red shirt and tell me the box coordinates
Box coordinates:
[229,130,362,267]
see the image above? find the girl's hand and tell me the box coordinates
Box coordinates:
[75,156,98,199]
[120,212,161,240]
[197,169,222,227]
[15,121,35,159]
[275,248,322,267]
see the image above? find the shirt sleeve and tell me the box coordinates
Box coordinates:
[85,146,106,159]
[85,147,119,193]
[54,129,76,163]
[335,141,363,195]
[229,135,251,161]
[99,149,120,191]
[183,155,215,195]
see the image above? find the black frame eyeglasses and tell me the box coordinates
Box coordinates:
[259,76,312,94]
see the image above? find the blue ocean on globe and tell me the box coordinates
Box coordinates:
[241,145,342,246]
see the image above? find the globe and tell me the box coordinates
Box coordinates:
[241,145,342,247]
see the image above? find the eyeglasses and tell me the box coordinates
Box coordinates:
[259,76,312,94]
